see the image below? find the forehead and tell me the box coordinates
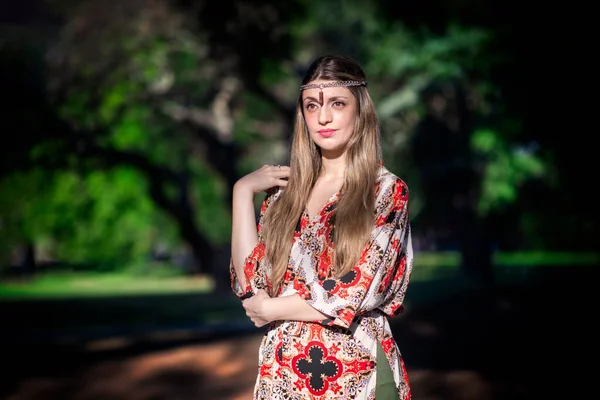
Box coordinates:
[301,79,354,100]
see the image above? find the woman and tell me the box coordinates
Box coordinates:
[230,54,414,399]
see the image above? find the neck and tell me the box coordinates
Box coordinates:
[320,152,347,181]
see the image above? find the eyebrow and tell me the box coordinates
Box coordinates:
[303,95,349,103]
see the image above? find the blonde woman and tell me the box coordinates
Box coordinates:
[230,54,414,400]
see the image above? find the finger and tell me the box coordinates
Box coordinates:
[268,165,290,174]
[275,165,290,172]
[275,179,288,187]
[273,169,290,179]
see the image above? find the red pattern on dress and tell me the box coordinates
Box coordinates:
[230,167,414,399]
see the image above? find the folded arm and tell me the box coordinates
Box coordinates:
[242,178,412,329]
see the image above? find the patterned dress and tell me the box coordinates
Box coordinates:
[230,167,414,400]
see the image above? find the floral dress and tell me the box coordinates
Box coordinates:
[230,167,414,400]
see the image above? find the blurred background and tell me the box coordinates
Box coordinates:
[0,0,596,399]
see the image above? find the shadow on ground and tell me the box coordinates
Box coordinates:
[0,265,595,400]
[392,265,596,399]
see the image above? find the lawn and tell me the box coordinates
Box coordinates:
[0,272,214,298]
[0,251,597,299]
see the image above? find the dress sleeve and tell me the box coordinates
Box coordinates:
[229,187,279,299]
[297,178,413,329]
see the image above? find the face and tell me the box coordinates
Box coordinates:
[301,80,358,157]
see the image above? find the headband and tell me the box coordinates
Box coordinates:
[299,80,368,91]
[300,80,367,105]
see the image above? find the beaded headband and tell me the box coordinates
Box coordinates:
[299,80,367,91]
[300,80,367,105]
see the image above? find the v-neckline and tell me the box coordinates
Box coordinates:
[304,190,340,222]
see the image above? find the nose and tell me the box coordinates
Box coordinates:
[318,105,332,125]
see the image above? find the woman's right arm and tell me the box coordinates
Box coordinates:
[230,181,259,289]
[231,164,290,289]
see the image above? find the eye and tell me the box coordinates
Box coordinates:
[305,103,318,111]
[332,101,345,108]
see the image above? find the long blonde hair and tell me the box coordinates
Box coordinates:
[262,55,383,296]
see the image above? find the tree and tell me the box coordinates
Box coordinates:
[1,0,556,284]
[1,0,300,278]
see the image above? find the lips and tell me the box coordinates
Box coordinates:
[318,129,336,138]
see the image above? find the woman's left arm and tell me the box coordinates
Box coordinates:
[242,290,327,327]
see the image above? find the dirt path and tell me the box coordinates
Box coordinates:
[1,268,594,399]
[4,332,501,400]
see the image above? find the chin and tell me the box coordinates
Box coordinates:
[314,141,336,150]
[318,144,347,156]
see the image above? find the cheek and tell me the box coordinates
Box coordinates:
[336,111,354,127]
[304,113,319,127]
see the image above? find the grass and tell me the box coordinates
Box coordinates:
[0,251,597,299]
[494,251,600,266]
[0,272,214,299]
[0,251,596,346]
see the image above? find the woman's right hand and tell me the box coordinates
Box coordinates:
[234,164,290,195]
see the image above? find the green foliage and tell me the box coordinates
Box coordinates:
[472,128,545,215]
[0,270,212,298]
[98,82,134,124]
[0,167,179,269]
[4,0,570,273]
[32,16,231,270]
[110,107,149,150]
[369,24,491,79]
[190,159,231,245]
